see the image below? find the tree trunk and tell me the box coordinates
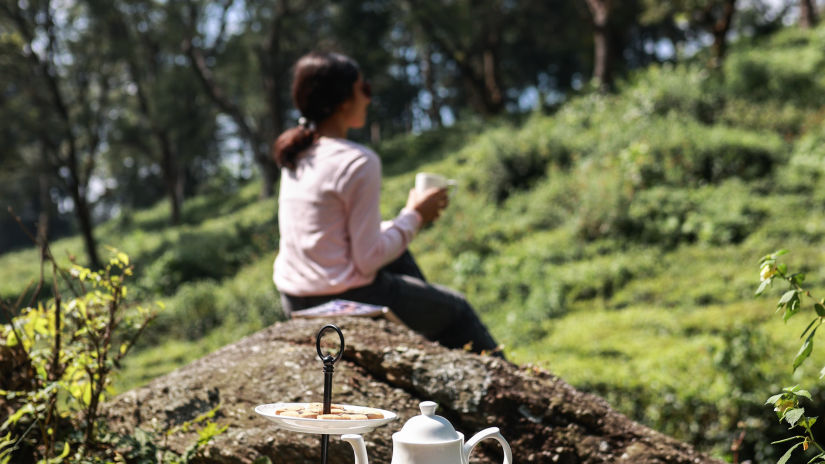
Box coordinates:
[122,13,185,227]
[259,155,278,198]
[37,165,50,249]
[585,0,613,91]
[159,132,182,225]
[592,23,611,90]
[258,1,287,198]
[709,0,737,67]
[408,1,504,116]
[421,45,442,127]
[799,0,818,28]
[7,0,102,268]
[481,48,504,113]
[68,171,101,269]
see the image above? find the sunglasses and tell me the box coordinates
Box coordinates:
[361,80,372,99]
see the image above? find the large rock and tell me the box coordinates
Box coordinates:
[104,318,722,464]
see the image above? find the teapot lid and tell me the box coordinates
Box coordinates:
[394,401,460,443]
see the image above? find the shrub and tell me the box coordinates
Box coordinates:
[571,156,634,241]
[374,120,486,175]
[623,180,765,247]
[461,117,571,203]
[141,222,273,295]
[724,45,825,108]
[619,63,722,123]
[142,257,284,344]
[718,98,809,137]
[776,125,825,196]
[625,117,787,187]
[0,251,222,463]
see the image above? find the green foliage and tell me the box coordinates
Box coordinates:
[625,180,765,247]
[375,121,487,176]
[723,31,825,108]
[114,405,228,464]
[776,124,825,197]
[619,63,722,123]
[757,251,825,463]
[0,249,226,463]
[718,98,809,137]
[3,22,825,464]
[462,118,572,203]
[0,250,160,462]
[142,220,275,295]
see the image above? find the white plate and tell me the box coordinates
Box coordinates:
[255,402,398,435]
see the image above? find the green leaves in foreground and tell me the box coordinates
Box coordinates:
[758,250,825,463]
[765,386,823,463]
[756,250,824,373]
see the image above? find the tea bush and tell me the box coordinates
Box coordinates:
[141,221,274,295]
[619,63,722,123]
[718,98,808,137]
[139,258,282,345]
[624,180,765,247]
[375,119,486,175]
[724,42,825,108]
[457,118,571,203]
[621,117,787,187]
[776,125,825,196]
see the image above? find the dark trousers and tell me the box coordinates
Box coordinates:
[281,250,500,355]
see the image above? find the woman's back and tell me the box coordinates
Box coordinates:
[275,137,418,296]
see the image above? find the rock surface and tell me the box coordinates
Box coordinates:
[104,318,723,463]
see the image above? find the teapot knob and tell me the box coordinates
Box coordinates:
[419,401,437,416]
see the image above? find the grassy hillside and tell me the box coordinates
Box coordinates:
[3,25,825,462]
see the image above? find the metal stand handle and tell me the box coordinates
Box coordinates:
[316,324,345,464]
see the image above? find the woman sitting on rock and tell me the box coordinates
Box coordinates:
[272,51,501,357]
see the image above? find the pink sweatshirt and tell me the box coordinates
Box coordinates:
[273,137,422,296]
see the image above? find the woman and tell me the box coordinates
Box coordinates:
[273,51,500,356]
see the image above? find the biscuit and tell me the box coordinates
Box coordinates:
[273,403,385,420]
[317,414,349,420]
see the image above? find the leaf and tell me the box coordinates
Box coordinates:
[779,290,797,306]
[784,295,801,322]
[774,249,789,258]
[58,441,70,458]
[756,279,770,296]
[793,389,812,400]
[778,442,803,464]
[793,332,815,372]
[771,436,803,444]
[784,408,805,427]
[801,416,817,428]
[117,252,129,265]
[801,318,819,339]
[766,394,783,405]
[815,303,825,317]
[1,403,33,429]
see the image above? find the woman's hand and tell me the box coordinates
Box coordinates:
[406,187,449,225]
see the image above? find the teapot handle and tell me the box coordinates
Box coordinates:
[341,434,369,464]
[463,427,512,464]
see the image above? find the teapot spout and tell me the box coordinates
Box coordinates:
[341,434,369,464]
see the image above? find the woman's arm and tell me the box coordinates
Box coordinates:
[341,154,420,276]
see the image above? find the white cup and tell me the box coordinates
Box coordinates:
[415,172,457,192]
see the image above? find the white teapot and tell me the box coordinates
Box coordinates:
[342,401,513,464]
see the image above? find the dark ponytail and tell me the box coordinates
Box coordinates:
[273,125,318,170]
[273,52,361,169]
